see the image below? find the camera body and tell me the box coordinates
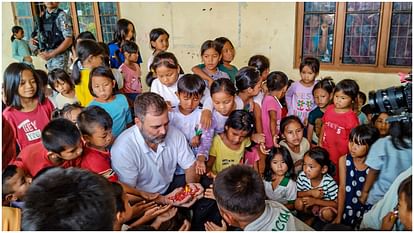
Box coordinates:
[368,74,412,123]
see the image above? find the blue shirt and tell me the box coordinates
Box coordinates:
[88,94,132,138]
[108,42,142,68]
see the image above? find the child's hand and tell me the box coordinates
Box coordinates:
[130,204,173,227]
[195,156,206,175]
[166,101,174,111]
[251,133,266,144]
[381,211,398,230]
[206,171,217,180]
[294,159,304,169]
[179,219,191,231]
[139,190,160,201]
[205,219,227,231]
[259,143,269,155]
[311,188,324,199]
[191,135,201,148]
[152,206,178,229]
[332,216,342,224]
[131,200,157,218]
[204,184,215,200]
[200,109,212,129]
[302,197,316,207]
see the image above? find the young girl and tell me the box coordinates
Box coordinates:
[48,68,78,109]
[10,26,33,68]
[286,56,320,126]
[235,66,266,172]
[51,102,83,123]
[263,146,297,209]
[119,41,142,104]
[319,79,360,179]
[372,112,390,137]
[295,147,338,224]
[248,55,270,108]
[3,63,54,150]
[333,125,380,228]
[147,28,170,72]
[307,77,335,145]
[261,71,289,150]
[279,115,310,175]
[87,66,132,138]
[108,18,142,69]
[192,37,237,84]
[194,40,230,87]
[210,78,244,133]
[207,110,255,175]
[72,39,104,106]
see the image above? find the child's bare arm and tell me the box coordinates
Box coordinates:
[333,155,347,224]
[307,124,314,144]
[359,168,380,205]
[192,65,214,87]
[318,124,325,146]
[269,110,278,140]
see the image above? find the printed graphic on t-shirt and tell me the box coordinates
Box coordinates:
[17,119,41,141]
[272,208,291,231]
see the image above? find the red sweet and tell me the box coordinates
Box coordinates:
[167,185,200,202]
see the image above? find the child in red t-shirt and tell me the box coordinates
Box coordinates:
[3,63,54,150]
[319,79,360,180]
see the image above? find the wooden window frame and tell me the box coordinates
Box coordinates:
[294,2,411,73]
[11,2,120,43]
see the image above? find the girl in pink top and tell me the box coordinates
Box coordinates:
[285,56,320,125]
[319,79,360,180]
[119,41,142,105]
[3,63,54,150]
[261,71,289,149]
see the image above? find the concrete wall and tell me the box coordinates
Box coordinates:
[2,2,403,94]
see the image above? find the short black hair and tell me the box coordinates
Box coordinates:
[111,182,125,213]
[34,69,48,88]
[312,77,335,95]
[280,115,304,134]
[121,40,139,54]
[177,74,206,97]
[235,66,261,92]
[22,167,116,230]
[266,71,288,92]
[77,105,113,136]
[134,92,168,122]
[225,110,255,136]
[2,165,18,199]
[334,79,360,101]
[213,165,266,218]
[264,146,295,181]
[300,56,320,74]
[349,124,380,147]
[248,55,270,76]
[358,91,367,105]
[48,68,75,92]
[88,65,119,97]
[210,78,236,97]
[305,146,335,176]
[51,102,83,120]
[41,118,81,154]
[149,28,169,50]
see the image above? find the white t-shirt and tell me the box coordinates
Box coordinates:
[263,177,297,204]
[54,93,78,109]
[110,125,195,194]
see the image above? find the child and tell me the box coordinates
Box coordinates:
[168,74,213,175]
[87,66,132,138]
[207,110,255,175]
[286,56,319,126]
[11,118,84,178]
[51,102,83,123]
[69,31,96,71]
[48,68,78,109]
[356,91,369,125]
[98,42,124,90]
[2,165,32,207]
[333,125,380,227]
[372,112,390,137]
[319,79,360,179]
[295,147,338,225]
[11,26,33,68]
[195,40,230,87]
[208,164,313,231]
[76,105,118,182]
[108,18,143,69]
[279,115,310,175]
[192,37,237,83]
[307,77,335,145]
[119,40,143,104]
[210,78,244,133]
[261,71,289,149]
[72,39,104,106]
[381,176,412,231]
[248,55,270,107]
[34,69,55,102]
[235,66,266,172]
[263,146,297,209]
[3,63,55,150]
[147,28,170,72]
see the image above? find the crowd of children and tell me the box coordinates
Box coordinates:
[3,17,412,231]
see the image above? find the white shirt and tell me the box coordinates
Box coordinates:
[169,107,202,142]
[263,177,297,204]
[110,125,195,194]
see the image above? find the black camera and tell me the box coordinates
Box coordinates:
[368,74,412,123]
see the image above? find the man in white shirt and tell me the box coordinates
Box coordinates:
[111,92,200,194]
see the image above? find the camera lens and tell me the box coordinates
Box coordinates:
[368,84,411,114]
